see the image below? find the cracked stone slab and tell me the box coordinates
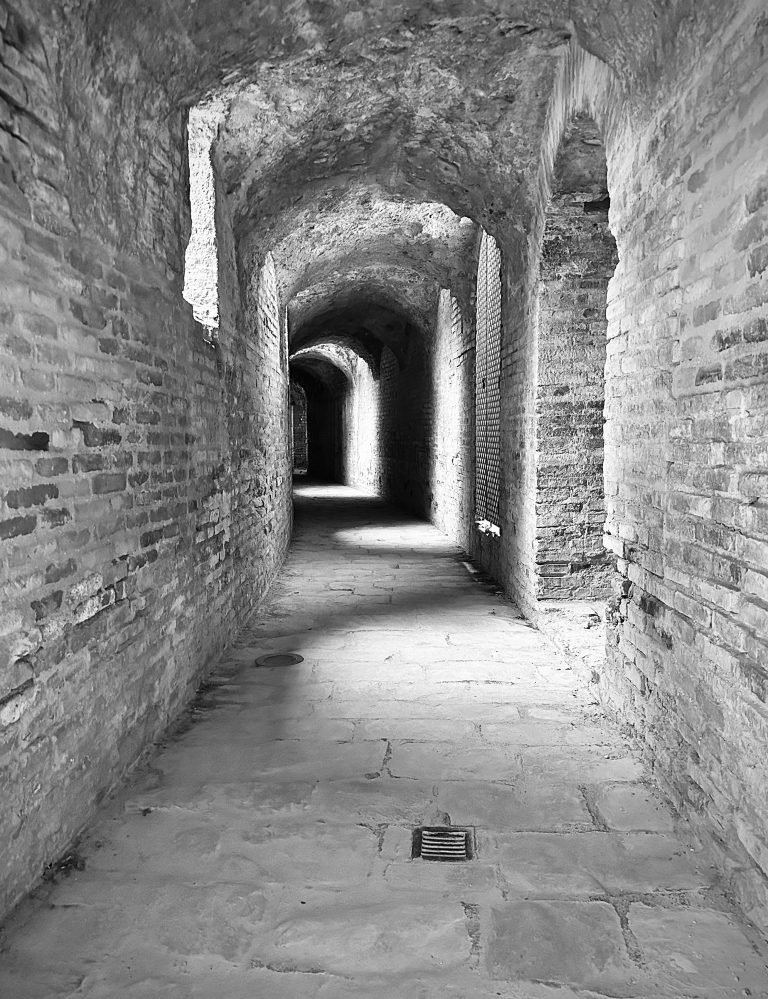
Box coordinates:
[258,897,470,976]
[486,900,643,994]
[387,739,526,781]
[592,783,678,832]
[435,779,593,831]
[628,904,768,995]
[85,810,378,886]
[153,738,386,782]
[495,831,709,896]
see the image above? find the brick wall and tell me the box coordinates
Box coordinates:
[227,251,291,630]
[598,6,768,930]
[0,2,291,918]
[290,380,308,472]
[535,118,617,599]
[515,11,768,932]
[468,12,768,931]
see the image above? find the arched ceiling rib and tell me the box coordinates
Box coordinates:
[290,343,363,397]
[252,183,477,306]
[289,264,440,348]
[291,296,416,369]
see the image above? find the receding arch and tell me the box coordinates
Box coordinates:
[290,342,379,486]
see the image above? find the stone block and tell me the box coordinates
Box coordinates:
[486,901,637,990]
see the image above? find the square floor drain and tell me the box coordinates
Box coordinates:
[412,826,474,861]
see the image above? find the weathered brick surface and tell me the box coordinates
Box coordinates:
[0,1,291,918]
[455,6,768,933]
[507,8,768,932]
[598,7,768,930]
[535,118,617,599]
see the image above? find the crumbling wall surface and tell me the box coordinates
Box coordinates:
[0,1,290,919]
[535,131,617,600]
[588,5,768,931]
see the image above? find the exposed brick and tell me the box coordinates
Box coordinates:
[745,173,768,214]
[725,353,768,381]
[0,395,32,420]
[0,514,36,539]
[92,471,127,494]
[692,300,721,326]
[65,247,103,279]
[35,456,68,476]
[31,589,62,620]
[747,243,768,278]
[695,364,722,386]
[69,298,106,330]
[17,313,57,339]
[5,483,58,507]
[72,421,122,447]
[40,507,71,528]
[45,557,77,584]
[0,428,49,451]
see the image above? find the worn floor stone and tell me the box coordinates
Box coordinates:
[1,482,767,997]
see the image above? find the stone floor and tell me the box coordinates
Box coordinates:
[1,482,767,998]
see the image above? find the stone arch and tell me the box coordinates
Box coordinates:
[289,349,349,483]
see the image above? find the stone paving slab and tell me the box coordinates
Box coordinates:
[494,831,710,896]
[593,782,678,832]
[628,904,768,996]
[487,900,640,994]
[1,483,767,998]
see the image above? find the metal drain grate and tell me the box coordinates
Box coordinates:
[412,826,474,862]
[254,652,304,667]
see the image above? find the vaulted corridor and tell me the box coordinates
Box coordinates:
[2,0,768,985]
[1,483,766,996]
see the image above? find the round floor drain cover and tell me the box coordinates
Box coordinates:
[254,652,304,667]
